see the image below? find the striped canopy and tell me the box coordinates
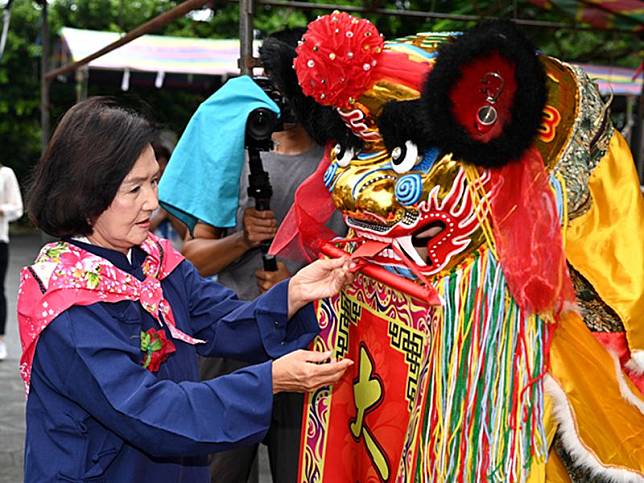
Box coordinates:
[573,63,643,96]
[58,27,259,76]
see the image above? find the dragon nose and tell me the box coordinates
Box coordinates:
[353,175,403,220]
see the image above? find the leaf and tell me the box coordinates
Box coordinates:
[85,272,100,289]
[140,331,150,350]
[143,353,151,369]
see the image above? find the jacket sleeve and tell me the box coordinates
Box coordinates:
[177,261,320,362]
[33,308,274,458]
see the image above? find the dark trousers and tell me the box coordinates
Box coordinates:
[0,242,8,336]
[200,357,304,483]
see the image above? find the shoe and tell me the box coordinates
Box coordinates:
[0,340,6,360]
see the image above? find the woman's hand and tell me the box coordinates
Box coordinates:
[287,257,355,317]
[272,350,353,393]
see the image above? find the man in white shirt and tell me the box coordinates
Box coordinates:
[0,165,23,360]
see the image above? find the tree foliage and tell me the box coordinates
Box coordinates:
[0,0,640,193]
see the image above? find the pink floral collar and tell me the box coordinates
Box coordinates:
[18,233,203,393]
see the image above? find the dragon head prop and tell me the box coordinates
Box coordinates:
[268,12,581,316]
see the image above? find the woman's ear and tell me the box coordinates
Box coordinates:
[421,20,547,168]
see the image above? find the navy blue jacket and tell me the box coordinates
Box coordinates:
[24,241,318,482]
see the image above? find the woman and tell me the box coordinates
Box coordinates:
[19,97,353,482]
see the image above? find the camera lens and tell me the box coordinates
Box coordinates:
[246,108,278,141]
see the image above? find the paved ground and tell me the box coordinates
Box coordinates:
[0,234,40,483]
[0,233,271,483]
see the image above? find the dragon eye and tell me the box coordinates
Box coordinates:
[333,144,354,167]
[391,140,419,174]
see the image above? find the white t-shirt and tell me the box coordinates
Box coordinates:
[0,166,23,243]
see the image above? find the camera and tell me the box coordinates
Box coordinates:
[244,75,295,272]
[245,76,295,150]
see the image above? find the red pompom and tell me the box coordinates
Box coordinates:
[294,12,384,108]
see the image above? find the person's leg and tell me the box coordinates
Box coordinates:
[0,242,9,360]
[208,445,258,483]
[265,392,305,483]
[201,356,259,483]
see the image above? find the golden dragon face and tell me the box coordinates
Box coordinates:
[326,146,489,278]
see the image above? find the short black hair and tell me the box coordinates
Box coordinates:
[266,27,306,47]
[28,97,156,237]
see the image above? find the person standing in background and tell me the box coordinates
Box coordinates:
[150,131,187,249]
[0,163,23,360]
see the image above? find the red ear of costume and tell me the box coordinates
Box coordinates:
[422,20,547,168]
[488,147,576,316]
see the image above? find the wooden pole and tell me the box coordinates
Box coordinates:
[239,0,255,75]
[40,0,50,153]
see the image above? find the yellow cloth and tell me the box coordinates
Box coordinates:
[549,312,644,474]
[544,451,572,483]
[566,131,644,353]
[526,393,562,483]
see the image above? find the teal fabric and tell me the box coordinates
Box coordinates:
[159,76,279,231]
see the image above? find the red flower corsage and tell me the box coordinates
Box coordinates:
[140,328,176,372]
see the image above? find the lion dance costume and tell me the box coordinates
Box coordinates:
[261,12,644,482]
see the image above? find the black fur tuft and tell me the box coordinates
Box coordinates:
[422,20,547,168]
[377,100,435,154]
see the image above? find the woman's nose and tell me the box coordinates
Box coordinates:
[144,185,160,211]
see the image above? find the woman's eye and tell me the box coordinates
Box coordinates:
[333,144,354,167]
[152,178,159,187]
[130,186,141,194]
[391,140,419,174]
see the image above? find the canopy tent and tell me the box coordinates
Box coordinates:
[57,27,641,96]
[575,63,643,96]
[56,27,261,89]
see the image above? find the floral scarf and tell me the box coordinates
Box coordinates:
[17,233,204,393]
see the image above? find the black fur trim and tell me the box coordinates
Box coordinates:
[422,20,547,168]
[259,37,361,150]
[377,99,435,154]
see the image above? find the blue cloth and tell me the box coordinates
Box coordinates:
[158,76,280,231]
[24,240,318,482]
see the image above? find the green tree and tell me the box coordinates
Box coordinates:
[0,0,42,184]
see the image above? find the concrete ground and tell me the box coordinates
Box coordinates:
[0,233,271,483]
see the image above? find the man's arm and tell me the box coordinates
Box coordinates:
[182,209,277,277]
[182,223,249,277]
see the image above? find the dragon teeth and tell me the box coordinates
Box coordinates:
[394,236,426,266]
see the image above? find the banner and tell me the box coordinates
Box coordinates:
[300,269,433,482]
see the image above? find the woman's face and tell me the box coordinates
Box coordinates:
[89,145,160,253]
